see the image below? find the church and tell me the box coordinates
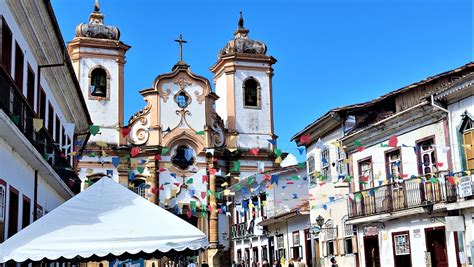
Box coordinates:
[69,1,279,266]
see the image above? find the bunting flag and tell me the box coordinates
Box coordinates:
[249,148,260,156]
[201,192,207,199]
[121,127,131,137]
[232,161,241,172]
[89,125,100,136]
[33,118,43,132]
[186,178,193,184]
[267,139,277,145]
[297,147,305,155]
[184,148,193,161]
[195,130,205,135]
[154,154,161,161]
[315,138,324,149]
[388,135,398,147]
[161,147,169,155]
[137,166,145,174]
[274,148,282,157]
[275,157,282,164]
[106,170,113,176]
[128,171,135,181]
[202,175,209,183]
[271,175,279,185]
[299,134,311,145]
[130,147,141,157]
[224,189,231,196]
[210,168,217,175]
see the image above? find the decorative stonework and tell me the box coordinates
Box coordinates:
[75,1,120,40]
[194,90,205,104]
[128,99,152,125]
[209,110,226,148]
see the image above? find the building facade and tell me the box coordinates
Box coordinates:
[0,0,91,242]
[340,63,474,267]
[292,109,358,267]
[70,4,278,266]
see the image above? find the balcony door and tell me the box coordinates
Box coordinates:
[425,227,448,267]
[392,231,412,267]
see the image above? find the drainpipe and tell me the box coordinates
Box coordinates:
[430,95,449,113]
[430,95,454,170]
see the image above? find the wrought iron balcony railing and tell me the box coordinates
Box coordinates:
[347,171,473,219]
[0,66,80,193]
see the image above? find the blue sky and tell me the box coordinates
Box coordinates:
[52,0,472,159]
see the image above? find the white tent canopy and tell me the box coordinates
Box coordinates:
[0,178,208,263]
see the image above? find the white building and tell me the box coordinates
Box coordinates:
[0,0,90,242]
[230,165,310,266]
[292,109,358,267]
[433,69,474,266]
[340,62,474,267]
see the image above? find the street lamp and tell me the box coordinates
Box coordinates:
[316,215,325,227]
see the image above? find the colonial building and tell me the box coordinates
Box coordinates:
[229,163,310,266]
[70,3,278,266]
[0,0,90,242]
[340,62,474,267]
[291,108,358,267]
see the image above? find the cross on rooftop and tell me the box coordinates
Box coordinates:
[174,34,188,63]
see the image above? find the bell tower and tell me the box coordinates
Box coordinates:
[210,12,277,150]
[68,0,130,145]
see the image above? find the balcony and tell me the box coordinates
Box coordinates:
[0,67,80,193]
[231,220,255,240]
[129,187,147,198]
[347,171,473,219]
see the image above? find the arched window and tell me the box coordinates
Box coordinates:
[243,78,260,107]
[460,112,473,169]
[90,68,107,98]
[171,145,195,170]
[307,155,315,174]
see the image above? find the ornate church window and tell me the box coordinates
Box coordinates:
[90,67,107,98]
[174,91,190,109]
[171,145,195,170]
[243,77,260,108]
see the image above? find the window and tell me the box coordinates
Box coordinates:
[26,65,35,108]
[342,215,355,254]
[0,184,5,223]
[292,231,300,246]
[1,17,13,74]
[55,115,60,143]
[392,232,410,256]
[38,87,46,120]
[171,145,195,170]
[386,149,401,181]
[14,42,24,91]
[307,155,315,174]
[461,115,474,170]
[358,158,373,189]
[48,103,54,137]
[22,196,31,229]
[327,240,335,256]
[337,147,348,177]
[243,78,259,107]
[321,147,331,179]
[417,138,437,175]
[174,91,190,108]
[8,187,19,238]
[36,205,43,220]
[90,68,107,98]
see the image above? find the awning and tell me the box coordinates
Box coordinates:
[0,178,208,263]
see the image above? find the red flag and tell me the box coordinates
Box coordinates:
[131,147,141,157]
[202,175,209,183]
[300,134,311,145]
[159,184,165,190]
[388,135,398,147]
[447,176,455,185]
[263,174,271,180]
[249,148,260,156]
[173,182,180,187]
[154,154,161,161]
[356,146,365,152]
[151,187,158,194]
[121,127,131,137]
[201,192,207,199]
[210,168,217,175]
[158,167,166,172]
[436,162,444,168]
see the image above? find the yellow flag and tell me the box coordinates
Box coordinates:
[228,148,237,153]
[343,159,351,164]
[331,141,341,147]
[68,151,77,156]
[221,182,228,187]
[465,170,471,175]
[224,189,231,196]
[101,150,108,157]
[86,168,93,174]
[275,156,282,164]
[33,118,43,132]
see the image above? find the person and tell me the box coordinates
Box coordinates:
[297,257,306,267]
[330,257,338,267]
[288,258,294,267]
[272,260,281,267]
[262,259,270,267]
[201,260,209,267]
[187,260,196,267]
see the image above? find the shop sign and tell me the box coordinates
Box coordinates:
[363,226,379,236]
[458,175,473,198]
[413,229,421,238]
[445,216,464,232]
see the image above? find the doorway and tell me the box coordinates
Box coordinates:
[314,238,320,267]
[363,235,380,267]
[7,187,18,238]
[304,230,313,267]
[392,231,412,267]
[425,227,448,267]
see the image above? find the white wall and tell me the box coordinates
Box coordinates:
[0,138,67,240]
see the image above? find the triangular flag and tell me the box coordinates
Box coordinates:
[121,127,131,137]
[33,118,43,132]
[131,147,141,157]
[195,130,205,135]
[112,157,120,167]
[388,135,398,147]
[249,148,260,156]
[202,175,209,183]
[10,115,19,125]
[201,192,207,199]
[300,134,310,145]
[186,178,194,184]
[274,148,282,157]
[267,139,276,145]
[89,125,100,136]
[232,161,241,172]
[161,147,169,156]
[137,166,145,174]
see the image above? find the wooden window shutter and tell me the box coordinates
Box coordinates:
[322,241,327,257]
[351,235,358,253]
[334,239,339,256]
[339,238,346,255]
[463,130,474,169]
